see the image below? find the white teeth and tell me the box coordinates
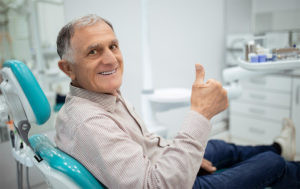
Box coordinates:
[99,69,117,75]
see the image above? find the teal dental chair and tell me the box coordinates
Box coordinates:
[0,60,105,189]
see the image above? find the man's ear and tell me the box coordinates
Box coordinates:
[58,60,76,81]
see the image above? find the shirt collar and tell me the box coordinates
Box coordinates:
[69,84,120,113]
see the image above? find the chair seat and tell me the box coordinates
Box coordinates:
[29,134,106,189]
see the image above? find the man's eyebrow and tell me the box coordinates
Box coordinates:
[86,39,119,51]
[111,39,119,44]
[86,43,102,51]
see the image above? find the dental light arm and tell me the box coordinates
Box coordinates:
[223,66,270,84]
[222,66,268,99]
[0,60,51,161]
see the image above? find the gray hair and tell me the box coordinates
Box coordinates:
[56,14,114,63]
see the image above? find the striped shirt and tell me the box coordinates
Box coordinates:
[55,85,211,189]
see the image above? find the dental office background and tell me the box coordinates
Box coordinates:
[1,0,300,188]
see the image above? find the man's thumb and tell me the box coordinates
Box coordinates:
[194,64,205,84]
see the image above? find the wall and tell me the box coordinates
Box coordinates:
[225,0,252,34]
[225,0,300,34]
[252,0,300,33]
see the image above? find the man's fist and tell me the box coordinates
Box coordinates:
[190,64,228,120]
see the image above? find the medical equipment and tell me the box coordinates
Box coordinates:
[0,60,105,189]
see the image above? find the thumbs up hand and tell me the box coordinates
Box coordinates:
[190,64,228,120]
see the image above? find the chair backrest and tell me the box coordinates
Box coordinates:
[29,134,105,189]
[0,60,106,189]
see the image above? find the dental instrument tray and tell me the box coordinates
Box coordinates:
[238,58,300,71]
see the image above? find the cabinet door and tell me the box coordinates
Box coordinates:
[230,115,282,144]
[291,77,300,154]
[230,101,290,122]
[241,76,292,92]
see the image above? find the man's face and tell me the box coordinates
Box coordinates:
[67,21,123,95]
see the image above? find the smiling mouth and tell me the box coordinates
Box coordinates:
[99,68,117,75]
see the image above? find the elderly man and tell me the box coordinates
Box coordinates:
[55,14,300,189]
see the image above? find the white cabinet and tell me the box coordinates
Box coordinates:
[229,75,293,145]
[291,77,300,154]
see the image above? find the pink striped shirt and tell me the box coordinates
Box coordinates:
[55,85,211,189]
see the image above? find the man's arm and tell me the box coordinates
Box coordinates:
[71,112,211,189]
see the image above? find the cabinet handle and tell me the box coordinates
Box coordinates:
[296,85,300,105]
[248,108,266,115]
[250,78,267,85]
[249,127,265,135]
[249,93,266,100]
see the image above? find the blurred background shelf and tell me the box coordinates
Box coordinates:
[238,58,300,71]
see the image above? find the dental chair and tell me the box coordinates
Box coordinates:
[0,60,105,189]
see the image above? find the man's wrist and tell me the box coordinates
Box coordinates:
[190,107,212,120]
[180,110,212,142]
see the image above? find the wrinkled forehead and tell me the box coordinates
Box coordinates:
[70,21,103,44]
[70,21,116,52]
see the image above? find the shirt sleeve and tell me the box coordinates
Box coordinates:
[70,110,211,189]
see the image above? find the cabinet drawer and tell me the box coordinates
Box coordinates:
[230,115,282,144]
[238,89,291,107]
[241,75,291,92]
[230,101,289,122]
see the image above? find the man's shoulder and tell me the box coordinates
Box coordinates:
[58,95,111,122]
[66,94,107,111]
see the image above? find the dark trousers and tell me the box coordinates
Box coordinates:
[193,140,300,189]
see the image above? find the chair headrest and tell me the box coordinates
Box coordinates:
[2,60,50,125]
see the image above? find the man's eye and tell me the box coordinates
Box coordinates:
[88,50,97,55]
[110,44,118,50]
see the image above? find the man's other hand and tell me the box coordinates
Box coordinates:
[201,158,217,173]
[190,64,228,120]
[198,158,217,176]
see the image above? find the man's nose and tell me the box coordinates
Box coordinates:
[102,49,117,64]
